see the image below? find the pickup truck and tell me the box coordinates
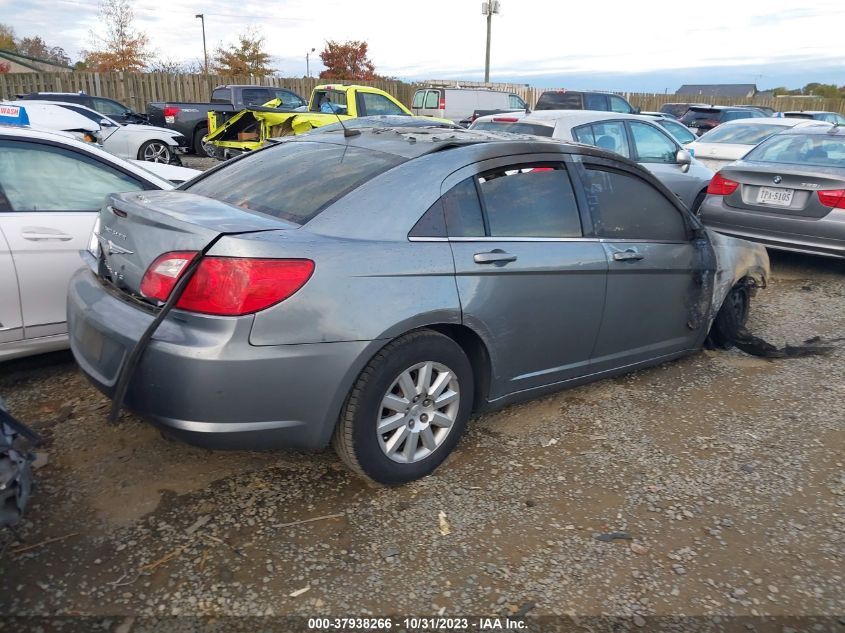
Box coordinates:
[204,84,446,160]
[147,84,307,155]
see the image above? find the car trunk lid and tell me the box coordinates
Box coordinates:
[93,190,293,301]
[720,161,845,218]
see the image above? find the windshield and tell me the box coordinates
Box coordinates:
[744,133,845,168]
[472,121,554,137]
[185,141,404,224]
[698,122,790,145]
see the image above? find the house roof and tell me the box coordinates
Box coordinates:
[676,84,757,97]
[0,49,72,71]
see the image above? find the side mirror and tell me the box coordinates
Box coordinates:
[676,148,692,172]
[633,106,641,114]
[100,118,116,127]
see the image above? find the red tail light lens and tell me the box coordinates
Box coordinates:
[817,189,845,209]
[163,106,180,118]
[140,253,314,316]
[493,117,519,122]
[439,97,446,110]
[707,172,739,196]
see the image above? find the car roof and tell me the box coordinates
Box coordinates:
[708,117,812,128]
[776,123,841,136]
[783,110,837,115]
[26,92,86,96]
[539,89,620,96]
[507,110,649,126]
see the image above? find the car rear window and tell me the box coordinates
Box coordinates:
[535,92,583,110]
[472,121,554,137]
[681,109,723,124]
[185,141,404,224]
[698,122,789,145]
[744,133,845,168]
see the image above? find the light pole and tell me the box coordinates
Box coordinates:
[306,47,316,78]
[482,1,500,83]
[195,14,208,74]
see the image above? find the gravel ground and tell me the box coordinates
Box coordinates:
[1,246,843,630]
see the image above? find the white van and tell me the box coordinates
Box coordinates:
[412,87,527,126]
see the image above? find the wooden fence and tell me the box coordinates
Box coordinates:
[0,72,417,112]
[2,71,844,116]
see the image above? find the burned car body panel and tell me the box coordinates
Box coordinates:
[67,130,770,451]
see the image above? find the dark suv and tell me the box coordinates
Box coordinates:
[680,106,766,136]
[18,91,147,125]
[535,90,636,114]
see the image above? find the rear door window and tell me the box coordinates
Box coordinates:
[185,142,404,225]
[424,90,440,109]
[443,178,485,237]
[628,121,677,163]
[581,167,687,241]
[478,165,582,238]
[92,97,129,117]
[583,93,606,110]
[210,88,231,103]
[579,121,630,158]
[509,94,527,109]
[412,90,425,109]
[609,95,633,113]
[242,88,273,106]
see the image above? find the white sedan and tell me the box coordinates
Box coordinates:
[0,124,199,361]
[5,100,189,164]
[686,118,829,172]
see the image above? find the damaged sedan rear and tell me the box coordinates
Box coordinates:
[67,129,769,485]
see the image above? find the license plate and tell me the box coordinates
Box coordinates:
[757,187,794,207]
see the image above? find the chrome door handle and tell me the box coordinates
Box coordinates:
[612,249,644,262]
[474,250,517,265]
[22,227,73,241]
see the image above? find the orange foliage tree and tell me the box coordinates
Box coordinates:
[318,40,376,81]
[82,0,152,71]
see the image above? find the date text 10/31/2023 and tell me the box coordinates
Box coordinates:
[307,617,528,631]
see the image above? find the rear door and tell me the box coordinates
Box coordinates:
[572,159,712,371]
[0,138,149,339]
[443,155,608,399]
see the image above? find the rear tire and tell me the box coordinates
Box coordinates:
[332,330,473,485]
[193,127,212,157]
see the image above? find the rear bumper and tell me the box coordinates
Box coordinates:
[67,269,373,450]
[700,196,845,259]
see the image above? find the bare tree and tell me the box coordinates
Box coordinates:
[82,0,152,71]
[148,57,204,74]
[17,36,71,66]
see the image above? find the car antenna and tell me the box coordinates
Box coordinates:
[327,99,360,138]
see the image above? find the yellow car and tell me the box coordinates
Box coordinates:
[205,84,453,159]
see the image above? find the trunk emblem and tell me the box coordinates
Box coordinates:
[773,175,782,184]
[96,233,134,256]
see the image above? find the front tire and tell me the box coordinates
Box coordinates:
[138,140,173,164]
[332,330,473,485]
[708,283,750,349]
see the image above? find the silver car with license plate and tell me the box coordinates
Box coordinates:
[67,128,769,484]
[699,125,845,258]
[470,111,714,212]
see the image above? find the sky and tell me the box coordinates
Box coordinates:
[3,0,845,92]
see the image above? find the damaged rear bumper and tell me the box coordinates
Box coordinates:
[67,268,370,450]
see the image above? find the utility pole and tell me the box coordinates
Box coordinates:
[195,14,208,74]
[306,47,315,78]
[482,1,500,83]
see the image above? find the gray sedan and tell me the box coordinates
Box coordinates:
[470,111,714,212]
[700,125,845,258]
[67,129,769,484]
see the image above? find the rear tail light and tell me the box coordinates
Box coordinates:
[163,106,180,124]
[140,252,314,316]
[493,117,519,122]
[439,96,445,110]
[817,189,845,209]
[707,172,739,196]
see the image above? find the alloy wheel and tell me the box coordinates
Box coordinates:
[143,142,171,163]
[376,361,460,464]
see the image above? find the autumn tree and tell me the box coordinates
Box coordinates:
[82,0,152,71]
[0,24,15,50]
[16,36,71,65]
[319,40,375,80]
[148,57,203,74]
[213,29,274,77]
